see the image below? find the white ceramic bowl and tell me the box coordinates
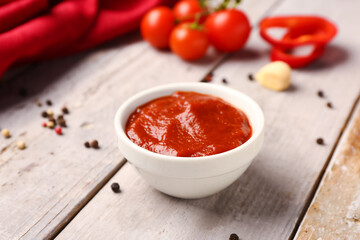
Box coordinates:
[114,82,264,199]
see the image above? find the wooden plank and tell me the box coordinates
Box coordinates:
[0,34,223,240]
[56,0,360,239]
[0,0,280,238]
[294,99,360,240]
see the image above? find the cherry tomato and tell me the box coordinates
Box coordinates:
[205,9,251,52]
[140,6,175,49]
[170,24,209,61]
[173,0,203,22]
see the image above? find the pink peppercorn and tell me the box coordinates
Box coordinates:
[42,122,47,127]
[55,127,62,135]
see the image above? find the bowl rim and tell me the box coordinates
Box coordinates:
[114,82,264,163]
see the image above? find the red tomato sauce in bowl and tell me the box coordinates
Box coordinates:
[125,91,252,157]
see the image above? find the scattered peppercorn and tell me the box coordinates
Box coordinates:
[248,73,254,81]
[18,88,28,97]
[46,100,52,106]
[222,78,228,84]
[317,90,324,98]
[1,128,11,138]
[46,109,54,117]
[57,115,64,120]
[316,138,324,145]
[58,119,66,127]
[84,141,90,148]
[90,140,99,149]
[62,107,69,114]
[41,111,48,118]
[36,101,42,107]
[326,102,333,109]
[17,140,26,150]
[111,182,121,193]
[229,233,239,240]
[55,127,62,135]
[47,121,55,129]
[48,117,56,125]
[42,122,47,127]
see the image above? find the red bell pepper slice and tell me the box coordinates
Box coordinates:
[260,16,337,48]
[271,44,326,68]
[259,16,337,68]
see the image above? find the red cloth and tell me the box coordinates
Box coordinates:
[0,0,174,78]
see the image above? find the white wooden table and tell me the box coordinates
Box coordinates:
[1,0,360,239]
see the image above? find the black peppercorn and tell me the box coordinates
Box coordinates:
[90,140,99,149]
[111,182,121,193]
[62,107,69,114]
[229,233,239,240]
[317,90,324,98]
[316,138,324,145]
[58,119,66,127]
[48,117,56,125]
[41,111,48,118]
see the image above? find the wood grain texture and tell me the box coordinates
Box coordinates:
[0,0,281,238]
[56,0,360,239]
[0,32,223,240]
[295,100,360,240]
